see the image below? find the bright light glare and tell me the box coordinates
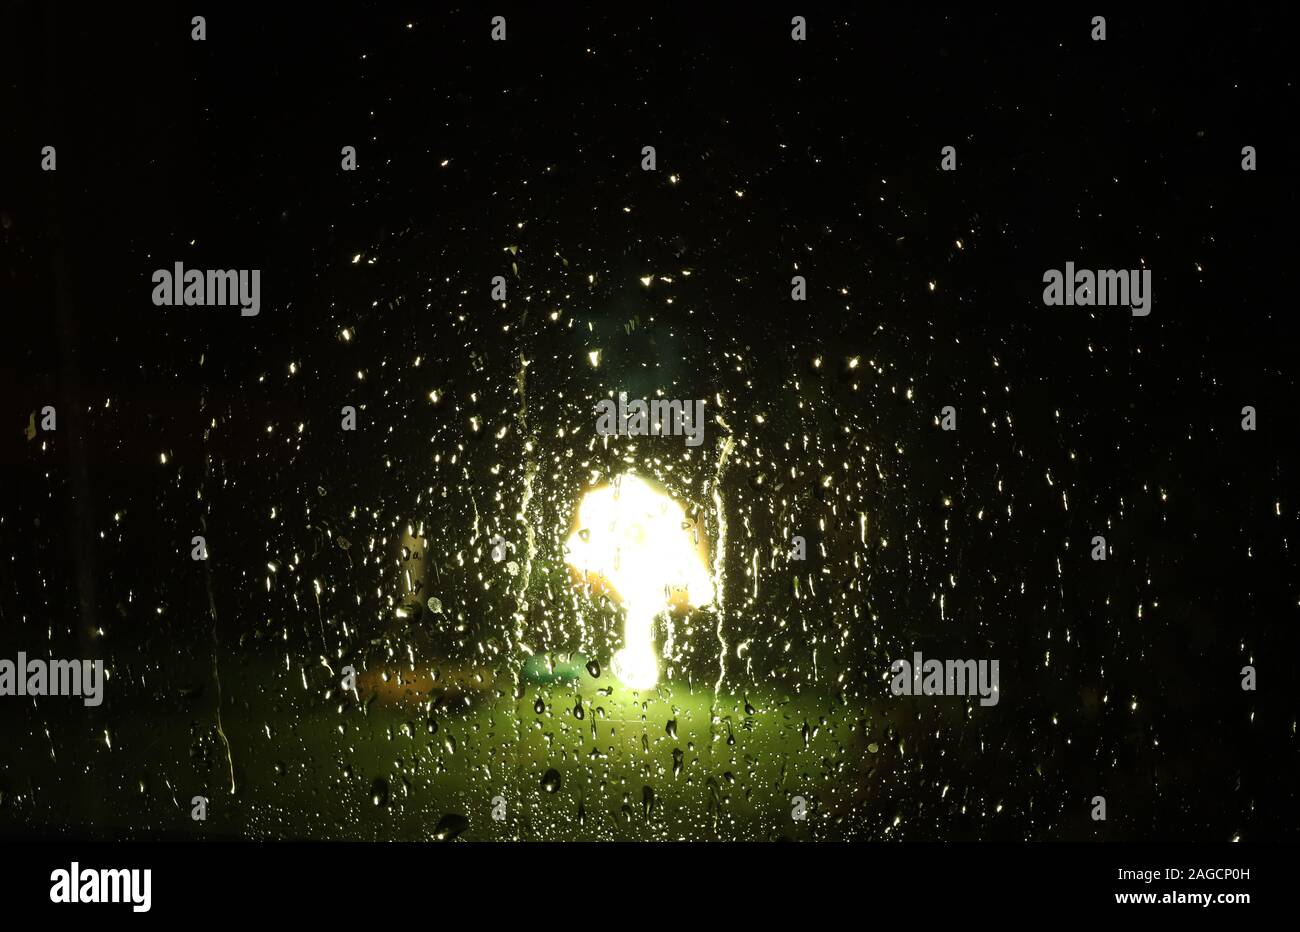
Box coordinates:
[565,474,713,688]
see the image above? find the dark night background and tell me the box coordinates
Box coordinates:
[0,3,1296,841]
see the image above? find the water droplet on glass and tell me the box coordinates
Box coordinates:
[396,598,423,622]
[433,813,469,841]
[540,768,562,793]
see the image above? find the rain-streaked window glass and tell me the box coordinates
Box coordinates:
[2,6,1292,853]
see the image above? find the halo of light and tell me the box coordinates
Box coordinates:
[565,474,713,688]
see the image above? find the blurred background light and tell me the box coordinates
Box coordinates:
[564,474,714,688]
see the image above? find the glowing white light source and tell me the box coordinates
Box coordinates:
[565,474,713,689]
